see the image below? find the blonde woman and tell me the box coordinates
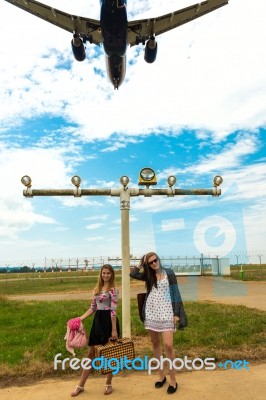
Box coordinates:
[71,264,119,397]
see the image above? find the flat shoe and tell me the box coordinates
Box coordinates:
[71,386,84,397]
[104,384,112,395]
[155,376,166,388]
[167,383,178,394]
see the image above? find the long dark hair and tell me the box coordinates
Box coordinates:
[141,252,163,293]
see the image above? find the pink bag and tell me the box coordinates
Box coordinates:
[64,317,88,356]
[68,328,87,349]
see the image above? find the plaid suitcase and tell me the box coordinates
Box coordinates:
[94,338,135,374]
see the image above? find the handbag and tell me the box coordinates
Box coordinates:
[94,338,135,374]
[68,330,87,348]
[64,318,88,356]
[137,292,146,322]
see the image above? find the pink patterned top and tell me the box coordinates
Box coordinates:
[90,287,119,317]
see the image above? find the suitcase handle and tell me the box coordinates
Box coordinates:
[108,338,129,345]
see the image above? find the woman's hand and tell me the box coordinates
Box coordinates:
[110,329,118,341]
[173,316,180,325]
[137,254,146,269]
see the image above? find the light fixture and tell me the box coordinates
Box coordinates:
[167,175,176,197]
[213,175,223,187]
[120,176,130,188]
[71,175,81,187]
[167,175,176,187]
[138,167,157,186]
[21,175,33,197]
[71,176,82,197]
[21,175,32,187]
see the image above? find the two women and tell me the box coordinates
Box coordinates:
[130,252,188,394]
[70,252,187,396]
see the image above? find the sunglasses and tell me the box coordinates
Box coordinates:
[148,258,158,266]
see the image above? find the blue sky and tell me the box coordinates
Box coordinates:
[0,0,265,265]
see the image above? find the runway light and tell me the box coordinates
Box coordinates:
[71,176,81,187]
[120,176,130,188]
[21,175,32,187]
[138,167,157,186]
[167,175,176,187]
[213,176,223,187]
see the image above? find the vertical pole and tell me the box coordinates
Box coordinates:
[258,255,262,278]
[120,188,131,338]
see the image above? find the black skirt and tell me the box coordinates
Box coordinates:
[89,310,120,346]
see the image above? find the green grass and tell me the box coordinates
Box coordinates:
[230,264,266,281]
[0,270,102,280]
[0,297,265,386]
[0,272,122,295]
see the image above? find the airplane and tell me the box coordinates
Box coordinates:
[4,0,229,89]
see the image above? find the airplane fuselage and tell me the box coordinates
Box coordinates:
[100,0,128,89]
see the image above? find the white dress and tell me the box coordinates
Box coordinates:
[144,274,176,332]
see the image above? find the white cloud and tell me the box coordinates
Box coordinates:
[187,132,261,174]
[85,236,104,242]
[0,144,77,238]
[59,197,103,208]
[1,1,265,139]
[101,143,127,152]
[161,219,185,232]
[132,196,204,213]
[0,202,55,239]
[132,133,266,232]
[85,214,109,221]
[156,132,261,181]
[0,238,61,264]
[221,163,266,202]
[95,180,116,188]
[85,223,105,230]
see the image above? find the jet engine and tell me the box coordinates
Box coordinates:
[144,38,157,63]
[71,34,86,62]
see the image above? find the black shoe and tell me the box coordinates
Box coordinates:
[155,377,166,388]
[167,383,178,394]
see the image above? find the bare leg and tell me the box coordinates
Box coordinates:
[70,347,95,397]
[148,330,165,381]
[104,372,113,395]
[161,331,176,387]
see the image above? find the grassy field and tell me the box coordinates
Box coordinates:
[230,264,266,280]
[0,297,265,386]
[0,271,122,295]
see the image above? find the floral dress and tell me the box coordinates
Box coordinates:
[88,288,120,345]
[144,275,176,332]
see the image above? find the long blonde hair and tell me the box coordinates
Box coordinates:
[93,264,115,295]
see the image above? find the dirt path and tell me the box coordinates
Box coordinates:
[7,277,266,311]
[2,365,266,400]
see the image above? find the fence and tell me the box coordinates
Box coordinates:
[0,256,230,276]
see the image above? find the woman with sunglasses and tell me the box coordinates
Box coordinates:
[130,252,188,394]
